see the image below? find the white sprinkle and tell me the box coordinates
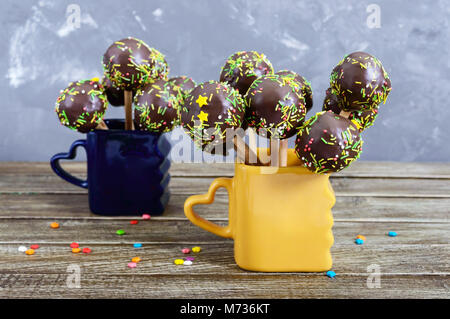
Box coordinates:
[183,260,193,266]
[18,246,27,252]
[81,90,85,94]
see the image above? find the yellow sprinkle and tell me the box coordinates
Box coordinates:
[174,259,184,265]
[72,248,81,253]
[192,246,201,253]
[25,249,35,255]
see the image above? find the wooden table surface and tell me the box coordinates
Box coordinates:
[0,161,448,299]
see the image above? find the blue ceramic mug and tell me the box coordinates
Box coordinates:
[50,119,171,216]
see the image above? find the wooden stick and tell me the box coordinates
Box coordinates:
[124,90,134,130]
[279,139,288,167]
[95,120,109,130]
[270,138,280,167]
[233,136,266,166]
[248,128,257,165]
[339,110,351,118]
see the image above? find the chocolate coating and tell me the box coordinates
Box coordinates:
[330,51,391,112]
[101,76,134,106]
[322,88,378,131]
[244,74,307,139]
[295,111,363,174]
[180,80,245,152]
[169,76,196,94]
[55,79,108,133]
[219,51,274,95]
[275,70,313,112]
[134,79,182,133]
[102,37,169,90]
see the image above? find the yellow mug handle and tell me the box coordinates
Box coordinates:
[184,177,233,239]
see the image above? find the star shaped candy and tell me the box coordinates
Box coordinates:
[197,111,209,122]
[196,95,208,107]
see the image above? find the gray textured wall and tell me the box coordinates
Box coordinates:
[0,0,449,161]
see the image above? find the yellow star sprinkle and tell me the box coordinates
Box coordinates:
[197,111,209,122]
[196,95,208,108]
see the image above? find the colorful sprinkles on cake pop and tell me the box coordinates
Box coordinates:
[134,79,182,133]
[330,51,391,112]
[295,111,363,174]
[102,37,169,90]
[55,79,108,133]
[220,51,274,94]
[245,74,307,139]
[275,70,313,112]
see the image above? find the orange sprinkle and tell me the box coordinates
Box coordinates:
[131,257,141,263]
[25,249,35,255]
[50,222,60,229]
[72,248,81,253]
[356,235,366,241]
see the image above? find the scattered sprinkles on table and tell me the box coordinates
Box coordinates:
[70,242,79,248]
[388,231,397,237]
[18,246,27,252]
[130,220,139,225]
[185,257,194,261]
[356,235,366,241]
[132,257,141,263]
[330,51,391,112]
[55,79,108,133]
[50,222,60,229]
[183,260,193,266]
[295,111,363,174]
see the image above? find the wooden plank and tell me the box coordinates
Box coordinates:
[2,174,450,197]
[0,243,448,274]
[0,219,447,245]
[1,161,450,178]
[0,272,447,298]
[0,193,449,222]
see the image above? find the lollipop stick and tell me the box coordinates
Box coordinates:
[270,138,280,167]
[339,110,351,118]
[233,136,266,166]
[124,90,134,130]
[95,120,109,130]
[248,128,258,165]
[279,139,288,167]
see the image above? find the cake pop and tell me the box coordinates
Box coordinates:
[219,51,274,95]
[330,51,391,112]
[275,70,313,112]
[322,87,378,131]
[102,37,169,130]
[180,80,245,153]
[55,79,108,133]
[245,74,307,139]
[134,79,182,133]
[295,111,363,174]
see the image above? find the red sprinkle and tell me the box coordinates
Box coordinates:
[82,247,92,254]
[70,242,79,248]
[130,220,139,225]
[30,244,40,250]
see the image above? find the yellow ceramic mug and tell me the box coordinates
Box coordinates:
[184,149,335,272]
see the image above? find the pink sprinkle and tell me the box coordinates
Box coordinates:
[142,214,151,220]
[182,248,190,254]
[127,262,137,268]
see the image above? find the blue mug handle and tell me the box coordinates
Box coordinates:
[50,139,88,189]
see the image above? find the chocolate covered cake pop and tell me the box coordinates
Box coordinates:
[169,76,196,95]
[330,51,391,112]
[219,51,274,94]
[245,74,307,139]
[134,79,182,133]
[323,87,378,131]
[101,76,131,106]
[180,80,245,152]
[295,111,362,174]
[55,79,108,133]
[102,37,169,90]
[275,70,313,112]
